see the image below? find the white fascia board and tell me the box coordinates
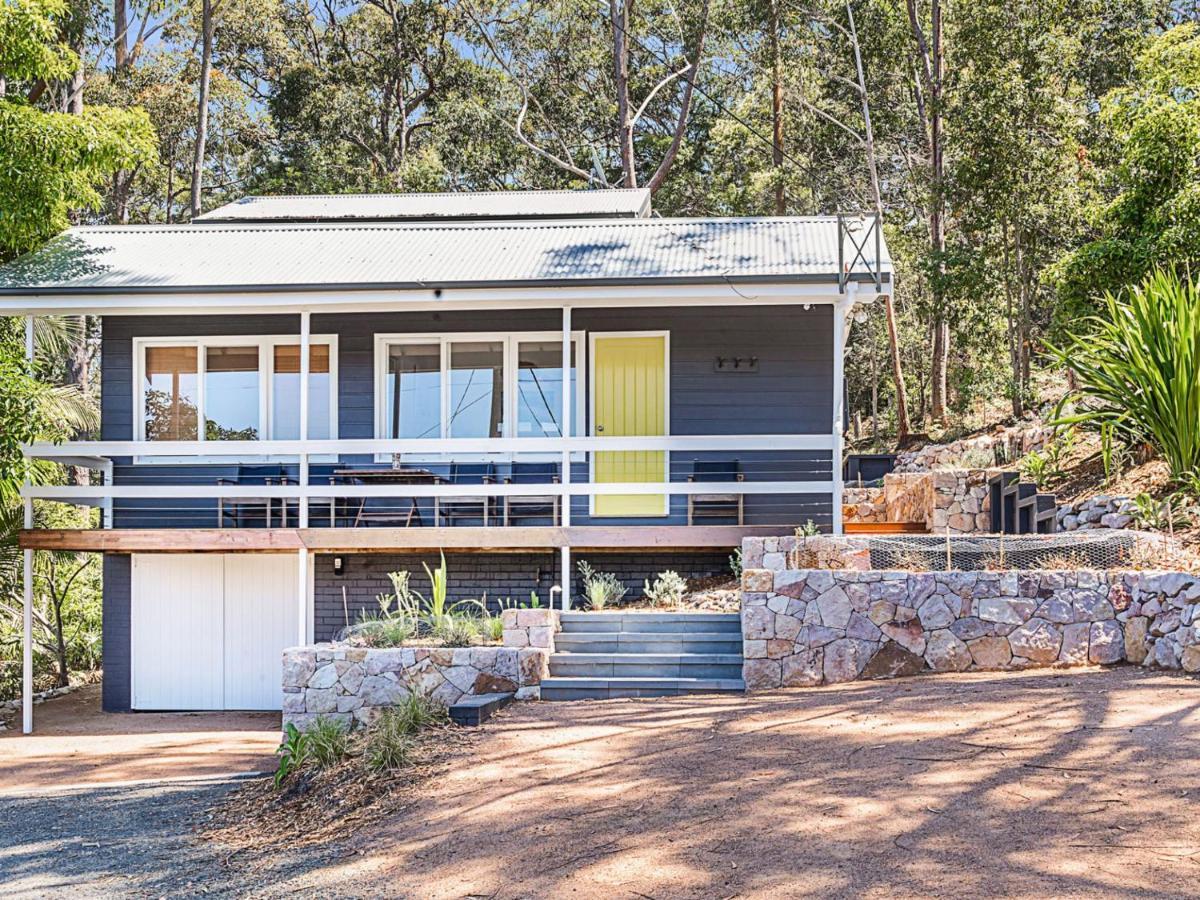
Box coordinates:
[0,280,883,316]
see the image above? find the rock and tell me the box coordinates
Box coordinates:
[743,657,782,690]
[1100,513,1132,529]
[977,597,1036,626]
[307,663,339,690]
[967,636,1012,669]
[742,569,774,593]
[823,638,866,683]
[430,680,463,708]
[949,617,990,642]
[846,612,882,642]
[781,651,824,687]
[304,687,338,714]
[868,600,896,626]
[925,630,972,672]
[1123,617,1149,665]
[282,652,317,689]
[338,662,365,695]
[1182,645,1200,673]
[359,674,406,706]
[1088,621,1124,665]
[282,692,306,714]
[1071,591,1114,621]
[816,586,853,629]
[742,605,775,640]
[1008,618,1062,665]
[881,620,926,656]
[473,673,518,694]
[1058,623,1091,666]
[336,695,364,713]
[917,596,955,630]
[1036,597,1074,625]
[860,643,926,679]
[774,614,803,642]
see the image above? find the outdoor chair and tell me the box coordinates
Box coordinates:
[686,459,744,526]
[436,462,496,526]
[502,461,561,526]
[217,464,293,528]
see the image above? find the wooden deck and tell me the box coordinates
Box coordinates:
[19,525,789,554]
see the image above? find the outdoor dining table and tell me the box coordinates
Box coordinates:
[331,468,438,527]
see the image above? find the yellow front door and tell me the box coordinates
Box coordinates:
[592,334,667,517]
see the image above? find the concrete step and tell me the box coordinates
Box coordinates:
[549,652,744,679]
[559,612,741,634]
[553,631,744,655]
[448,692,513,726]
[540,676,746,701]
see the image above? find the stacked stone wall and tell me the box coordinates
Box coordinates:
[741,559,1199,690]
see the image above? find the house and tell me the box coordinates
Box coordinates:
[0,189,892,724]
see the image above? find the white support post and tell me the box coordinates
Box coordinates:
[23,315,34,734]
[831,290,852,535]
[297,548,310,646]
[298,311,311,529]
[560,306,572,610]
[560,306,572,529]
[560,545,571,611]
[101,460,114,529]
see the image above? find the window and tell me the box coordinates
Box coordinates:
[375,332,582,444]
[136,336,338,452]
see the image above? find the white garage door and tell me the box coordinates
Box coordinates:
[131,554,299,711]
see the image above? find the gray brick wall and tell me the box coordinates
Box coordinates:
[313,550,735,641]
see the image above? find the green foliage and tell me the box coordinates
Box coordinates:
[576,560,626,610]
[1052,270,1200,479]
[1019,429,1077,486]
[1053,25,1200,325]
[274,723,311,788]
[365,692,447,773]
[0,0,158,256]
[1132,491,1192,531]
[306,716,350,769]
[482,613,505,643]
[642,570,687,608]
[796,519,821,537]
[729,548,743,580]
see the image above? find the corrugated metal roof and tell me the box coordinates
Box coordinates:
[194,189,653,222]
[0,217,892,295]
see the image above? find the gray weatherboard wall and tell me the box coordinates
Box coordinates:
[98,304,832,709]
[102,305,835,529]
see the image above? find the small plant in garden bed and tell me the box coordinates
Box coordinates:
[577,560,627,610]
[340,555,499,649]
[643,570,687,607]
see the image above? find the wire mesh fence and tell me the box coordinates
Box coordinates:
[867,531,1139,572]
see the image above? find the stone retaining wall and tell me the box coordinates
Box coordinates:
[841,470,992,534]
[893,424,1051,474]
[741,563,1199,690]
[1057,495,1137,532]
[282,609,560,731]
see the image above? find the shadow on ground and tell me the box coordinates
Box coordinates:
[298,666,1200,899]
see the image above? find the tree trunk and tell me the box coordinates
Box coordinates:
[847,0,910,444]
[114,0,128,72]
[610,0,637,187]
[190,0,215,220]
[927,0,948,424]
[770,0,785,214]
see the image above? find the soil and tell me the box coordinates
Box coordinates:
[202,666,1200,899]
[593,576,742,613]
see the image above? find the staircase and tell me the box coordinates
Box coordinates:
[989,471,1058,534]
[540,611,745,701]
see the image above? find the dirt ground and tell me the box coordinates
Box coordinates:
[1,669,1198,898]
[0,683,279,791]
[254,666,1200,899]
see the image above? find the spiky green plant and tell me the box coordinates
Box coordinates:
[1052,270,1200,479]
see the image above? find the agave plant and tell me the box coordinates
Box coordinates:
[1052,270,1200,480]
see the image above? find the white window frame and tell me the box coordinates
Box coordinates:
[133,334,339,463]
[373,331,585,459]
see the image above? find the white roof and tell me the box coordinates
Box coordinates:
[0,217,892,298]
[194,189,653,223]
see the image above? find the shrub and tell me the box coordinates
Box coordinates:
[795,520,821,537]
[729,548,743,580]
[306,716,350,768]
[482,613,505,643]
[274,723,311,788]
[643,570,687,607]
[349,613,416,648]
[434,612,481,647]
[1053,270,1200,480]
[365,692,448,772]
[577,561,626,610]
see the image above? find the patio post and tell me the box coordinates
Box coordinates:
[297,547,310,646]
[298,310,310,528]
[23,315,34,734]
[831,288,852,535]
[561,306,572,609]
